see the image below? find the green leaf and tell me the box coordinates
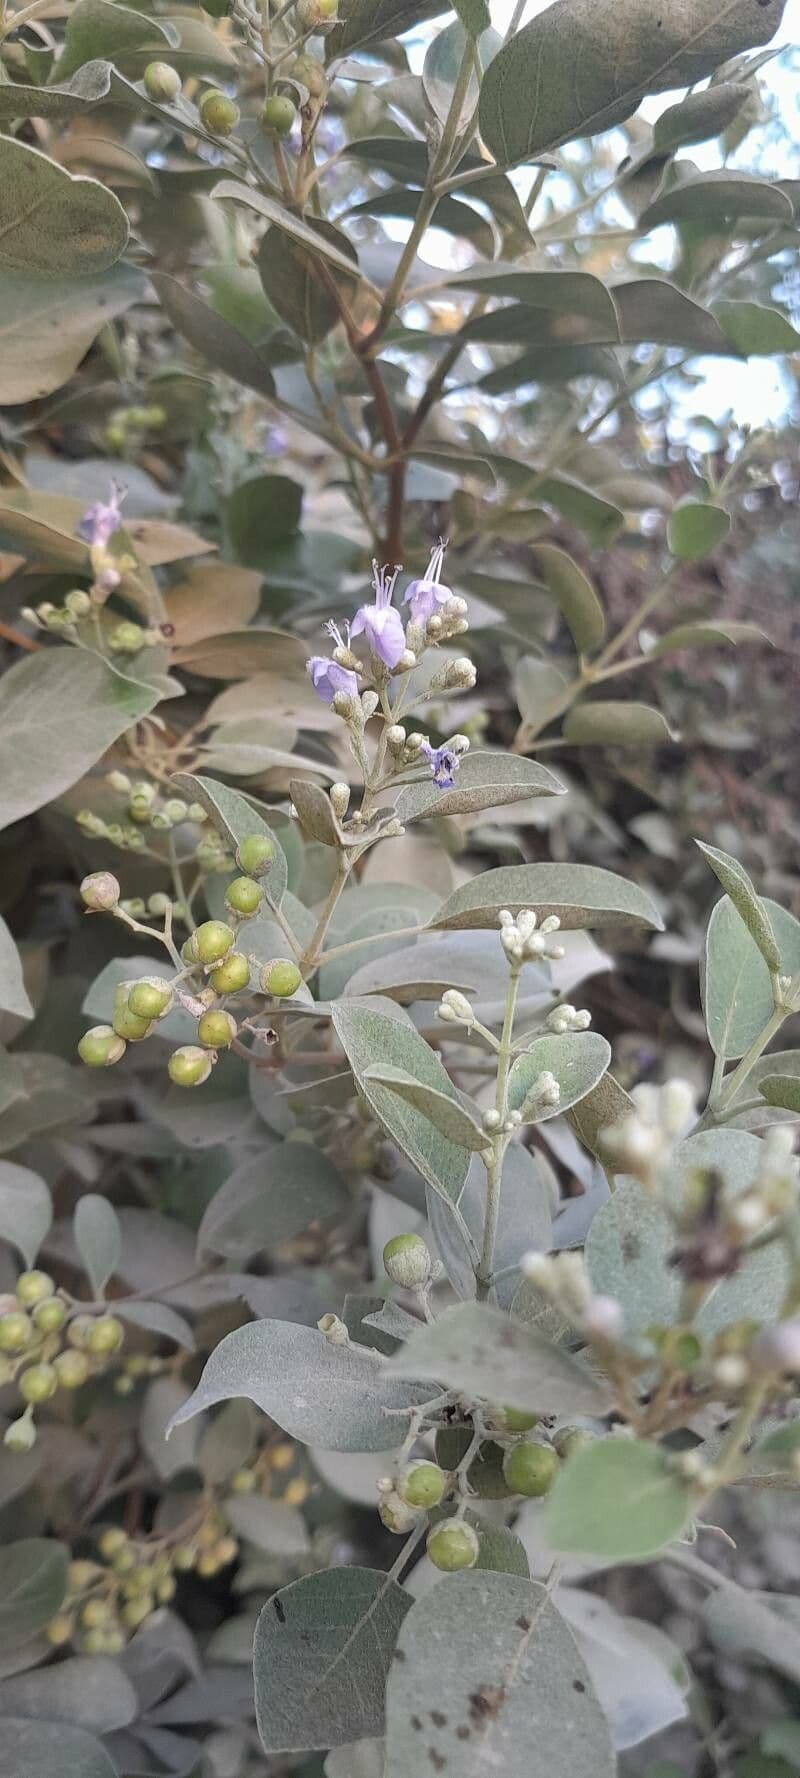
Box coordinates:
[702,897,800,1062]
[214,179,363,279]
[714,300,800,356]
[73,1194,121,1296]
[345,187,494,256]
[255,1569,411,1753]
[0,1540,67,1650]
[431,863,663,933]
[226,474,303,568]
[422,20,500,128]
[169,1318,428,1450]
[0,262,145,406]
[225,1492,309,1557]
[566,1071,635,1162]
[759,1075,800,1113]
[651,82,751,153]
[290,777,346,848]
[452,0,491,34]
[386,1302,609,1416]
[0,650,164,834]
[0,917,32,1021]
[668,499,731,561]
[640,171,794,231]
[543,1439,693,1560]
[453,264,620,331]
[328,0,445,56]
[697,842,782,974]
[704,1588,800,1685]
[0,1161,51,1268]
[0,133,128,273]
[170,772,288,906]
[384,1572,614,1778]
[478,0,786,167]
[332,1000,470,1205]
[0,1654,137,1732]
[0,1720,117,1778]
[58,0,177,79]
[563,701,671,747]
[465,278,731,355]
[151,272,277,398]
[256,218,358,346]
[197,1144,348,1261]
[198,1399,256,1485]
[472,1519,530,1577]
[530,543,606,654]
[508,1031,612,1123]
[650,620,767,656]
[394,752,565,823]
[364,1065,488,1151]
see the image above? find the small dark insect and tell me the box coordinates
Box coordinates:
[273,1598,286,1624]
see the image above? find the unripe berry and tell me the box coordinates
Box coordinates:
[98,1527,128,1559]
[67,1315,95,1349]
[4,1411,36,1453]
[0,1357,12,1385]
[181,936,199,965]
[46,1613,74,1646]
[502,1439,559,1498]
[197,1009,237,1050]
[143,60,181,101]
[494,1405,540,1434]
[297,0,336,24]
[426,1520,479,1572]
[168,1045,213,1088]
[172,1543,197,1571]
[81,872,120,911]
[32,1297,67,1335]
[68,1559,100,1590]
[237,834,274,875]
[128,979,173,1020]
[55,1349,91,1390]
[215,1535,239,1566]
[78,1025,127,1067]
[195,920,235,965]
[109,622,145,654]
[553,1426,595,1461]
[0,1311,32,1352]
[378,1490,421,1534]
[156,1575,177,1603]
[225,876,263,916]
[122,1595,153,1629]
[81,1597,113,1629]
[260,959,302,998]
[262,93,297,137]
[383,1233,431,1290]
[15,1270,54,1307]
[198,89,240,136]
[86,1315,124,1357]
[230,1467,256,1494]
[19,1362,58,1404]
[210,952,250,993]
[398,1461,447,1510]
[112,1005,152,1042]
[291,53,326,97]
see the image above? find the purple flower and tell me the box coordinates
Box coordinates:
[350,562,406,669]
[403,539,452,625]
[420,741,460,790]
[77,480,126,548]
[307,657,359,704]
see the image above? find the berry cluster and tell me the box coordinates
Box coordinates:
[1,1273,124,1452]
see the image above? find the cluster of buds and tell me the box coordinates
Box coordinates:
[545,1003,592,1035]
[436,989,476,1031]
[1,1276,125,1453]
[601,1077,696,1187]
[671,1129,797,1290]
[499,909,565,966]
[76,776,213,859]
[522,1250,624,1344]
[105,402,167,454]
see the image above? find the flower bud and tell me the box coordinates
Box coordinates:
[261,959,302,998]
[78,1026,127,1067]
[318,1313,349,1346]
[426,1519,479,1572]
[378,1490,421,1534]
[109,622,145,655]
[197,1009,237,1050]
[236,834,274,876]
[65,589,92,619]
[194,920,235,965]
[330,783,350,820]
[383,1233,431,1289]
[386,726,406,751]
[438,989,473,1024]
[198,89,240,136]
[210,952,251,994]
[144,60,182,101]
[81,872,120,911]
[168,1046,213,1088]
[225,876,263,917]
[582,1294,625,1344]
[262,93,297,136]
[752,1320,800,1375]
[4,1410,36,1453]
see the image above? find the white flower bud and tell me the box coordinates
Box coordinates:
[547,1004,576,1033]
[728,1195,769,1237]
[483,1109,502,1132]
[332,691,359,721]
[505,1109,522,1129]
[446,657,477,690]
[361,691,380,719]
[395,650,418,673]
[572,1009,592,1030]
[582,1295,625,1344]
[440,990,473,1023]
[448,734,471,756]
[752,1320,800,1375]
[426,615,443,638]
[386,725,406,750]
[539,915,562,935]
[713,1355,750,1391]
[107,770,132,794]
[318,1313,349,1346]
[660,1077,696,1137]
[521,1252,554,1288]
[330,783,350,819]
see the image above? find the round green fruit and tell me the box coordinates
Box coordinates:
[81,871,120,911]
[210,952,250,993]
[86,1315,124,1357]
[128,979,173,1020]
[262,93,297,137]
[19,1362,58,1404]
[236,834,274,876]
[78,1025,127,1067]
[32,1297,67,1335]
[197,1009,237,1050]
[225,876,263,917]
[168,1045,213,1088]
[426,1520,479,1573]
[383,1233,430,1290]
[198,90,240,136]
[54,1350,91,1389]
[143,60,181,102]
[398,1461,447,1510]
[98,1527,128,1559]
[112,1005,152,1042]
[0,1312,32,1353]
[495,1405,541,1434]
[109,622,145,655]
[260,959,302,998]
[194,920,235,965]
[502,1439,559,1499]
[15,1270,54,1307]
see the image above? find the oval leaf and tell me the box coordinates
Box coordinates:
[0,133,128,273]
[255,1569,411,1753]
[394,752,565,822]
[0,1161,51,1268]
[562,702,671,747]
[364,1065,488,1150]
[387,1301,609,1416]
[668,499,731,561]
[430,863,663,933]
[507,1031,612,1122]
[697,841,781,973]
[332,1000,470,1205]
[531,542,606,654]
[543,1438,693,1560]
[74,1194,121,1297]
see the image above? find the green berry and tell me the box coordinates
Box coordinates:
[502,1439,559,1499]
[46,1613,74,1646]
[78,1025,127,1067]
[172,1544,197,1571]
[112,1005,152,1042]
[122,1595,154,1630]
[0,1311,32,1353]
[297,0,336,23]
[553,1427,595,1461]
[260,958,302,998]
[98,1527,128,1559]
[81,1596,113,1629]
[236,834,274,876]
[291,53,325,97]
[383,1234,431,1290]
[168,1045,213,1087]
[195,920,235,965]
[210,952,250,993]
[80,871,120,911]
[230,1467,257,1494]
[378,1491,421,1534]
[19,1362,58,1404]
[198,89,240,136]
[66,589,92,619]
[163,799,188,824]
[32,1297,67,1335]
[181,935,199,965]
[262,93,297,137]
[398,1461,447,1510]
[0,1357,12,1385]
[15,1270,54,1307]
[225,875,263,917]
[495,1405,541,1434]
[54,1350,91,1389]
[143,60,181,102]
[109,622,145,655]
[67,1315,95,1349]
[197,1009,237,1050]
[128,979,173,1020]
[86,1315,124,1357]
[4,1411,36,1453]
[128,793,153,824]
[426,1520,479,1573]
